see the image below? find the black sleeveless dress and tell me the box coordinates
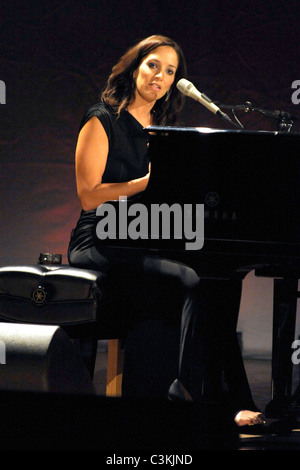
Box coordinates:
[68,102,149,255]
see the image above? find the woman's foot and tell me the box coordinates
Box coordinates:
[234,410,266,427]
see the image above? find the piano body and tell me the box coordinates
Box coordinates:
[143,127,300,271]
[103,127,300,417]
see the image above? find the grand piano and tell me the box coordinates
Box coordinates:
[102,127,300,417]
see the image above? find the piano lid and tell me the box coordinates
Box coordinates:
[146,125,300,137]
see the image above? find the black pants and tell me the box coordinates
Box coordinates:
[68,244,257,413]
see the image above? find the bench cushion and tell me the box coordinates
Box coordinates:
[0,265,104,325]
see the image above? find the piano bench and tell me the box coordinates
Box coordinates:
[0,264,124,397]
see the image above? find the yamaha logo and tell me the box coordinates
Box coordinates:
[205,192,220,207]
[204,191,237,222]
[32,286,47,305]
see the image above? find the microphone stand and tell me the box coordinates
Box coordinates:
[217,110,244,129]
[218,101,298,133]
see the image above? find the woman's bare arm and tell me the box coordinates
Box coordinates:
[75,116,150,211]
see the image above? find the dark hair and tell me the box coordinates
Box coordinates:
[100,35,187,125]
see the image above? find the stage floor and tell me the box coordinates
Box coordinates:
[93,344,300,451]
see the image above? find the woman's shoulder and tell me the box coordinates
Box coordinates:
[79,102,116,133]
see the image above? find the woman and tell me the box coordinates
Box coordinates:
[68,35,264,427]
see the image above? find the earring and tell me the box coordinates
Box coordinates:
[165,90,171,101]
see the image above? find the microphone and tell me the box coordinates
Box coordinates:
[176,78,241,128]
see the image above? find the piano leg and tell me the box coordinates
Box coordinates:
[265,277,299,418]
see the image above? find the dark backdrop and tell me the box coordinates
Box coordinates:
[1,0,299,266]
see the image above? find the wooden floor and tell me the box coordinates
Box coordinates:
[93,343,300,451]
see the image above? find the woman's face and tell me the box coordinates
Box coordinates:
[133,46,179,104]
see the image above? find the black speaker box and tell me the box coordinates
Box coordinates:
[0,322,94,394]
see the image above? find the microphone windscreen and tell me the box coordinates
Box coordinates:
[176,78,194,96]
